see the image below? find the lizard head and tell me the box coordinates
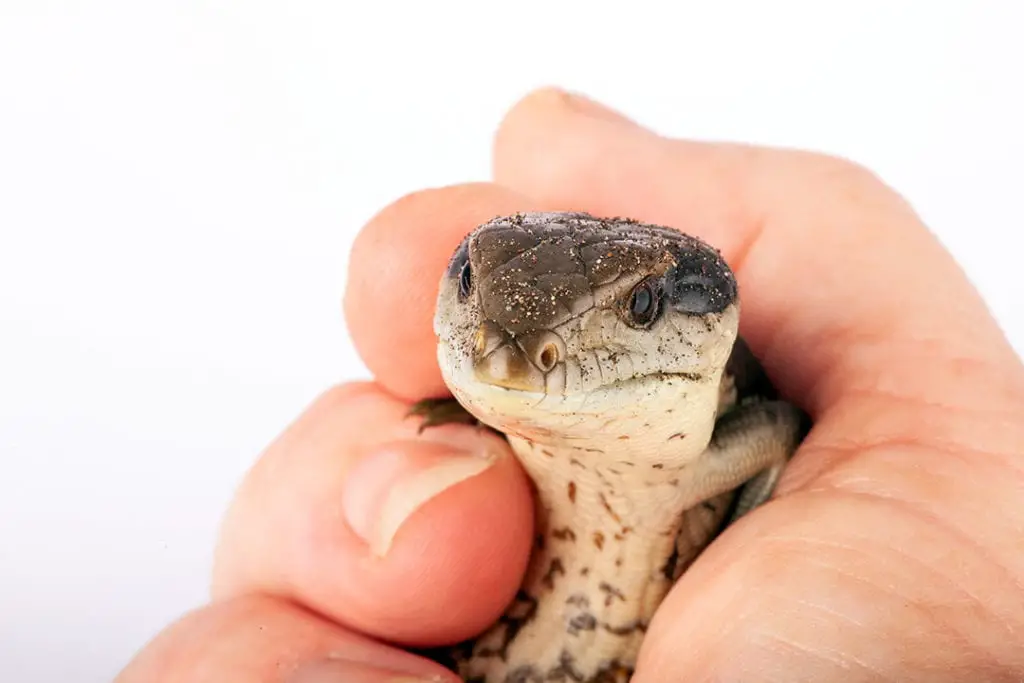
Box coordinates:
[433,211,740,452]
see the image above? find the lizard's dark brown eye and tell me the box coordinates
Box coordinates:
[458,259,473,299]
[626,278,660,327]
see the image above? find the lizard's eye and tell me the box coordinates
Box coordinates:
[626,278,661,327]
[458,259,473,299]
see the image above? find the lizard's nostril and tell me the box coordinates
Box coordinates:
[538,343,559,371]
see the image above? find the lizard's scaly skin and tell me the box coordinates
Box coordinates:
[428,212,808,683]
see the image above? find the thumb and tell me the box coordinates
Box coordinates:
[212,382,535,647]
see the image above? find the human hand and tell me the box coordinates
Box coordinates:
[117,88,1024,682]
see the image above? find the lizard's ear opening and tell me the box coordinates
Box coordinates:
[666,241,737,315]
[672,276,727,314]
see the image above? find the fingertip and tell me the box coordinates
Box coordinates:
[343,183,542,401]
[354,433,535,643]
[214,383,534,647]
[493,87,639,213]
[494,87,641,164]
[341,426,509,558]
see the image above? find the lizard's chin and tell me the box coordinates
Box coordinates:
[443,364,719,453]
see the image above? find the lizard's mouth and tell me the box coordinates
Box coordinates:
[446,310,733,397]
[439,333,723,446]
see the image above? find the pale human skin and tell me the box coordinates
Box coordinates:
[116,88,1024,682]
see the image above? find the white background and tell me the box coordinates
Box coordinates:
[1,2,1022,681]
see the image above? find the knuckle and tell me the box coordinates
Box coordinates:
[766,148,914,218]
[801,150,887,189]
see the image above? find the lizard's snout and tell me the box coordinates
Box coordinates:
[472,321,565,393]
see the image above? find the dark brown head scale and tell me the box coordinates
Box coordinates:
[456,214,595,337]
[446,212,738,326]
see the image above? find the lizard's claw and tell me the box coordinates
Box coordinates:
[406,397,480,434]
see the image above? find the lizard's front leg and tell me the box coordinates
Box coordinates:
[671,400,809,577]
[697,400,809,521]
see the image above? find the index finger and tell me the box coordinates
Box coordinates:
[343,183,547,401]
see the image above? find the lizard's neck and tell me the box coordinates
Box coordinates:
[523,436,691,673]
[463,433,716,683]
[453,378,727,683]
